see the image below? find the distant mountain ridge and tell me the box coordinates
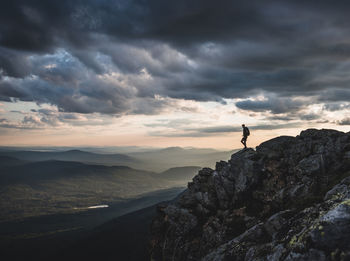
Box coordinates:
[0,159,137,185]
[0,155,26,166]
[0,149,137,166]
[0,147,235,172]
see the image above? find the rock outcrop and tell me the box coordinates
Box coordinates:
[150,129,350,261]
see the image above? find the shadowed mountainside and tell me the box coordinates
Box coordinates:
[150,129,350,261]
[0,155,26,166]
[53,204,159,261]
[0,187,184,261]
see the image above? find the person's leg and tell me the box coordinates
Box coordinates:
[241,137,247,148]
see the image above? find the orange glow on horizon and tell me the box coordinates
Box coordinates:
[2,126,348,150]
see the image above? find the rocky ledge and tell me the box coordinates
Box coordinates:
[150,129,350,261]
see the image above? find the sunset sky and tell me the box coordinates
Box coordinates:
[0,0,349,149]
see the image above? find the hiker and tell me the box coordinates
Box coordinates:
[241,124,250,148]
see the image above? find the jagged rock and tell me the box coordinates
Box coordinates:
[268,244,287,261]
[257,136,296,158]
[284,249,326,261]
[310,200,350,250]
[324,176,350,201]
[150,129,350,261]
[264,209,294,241]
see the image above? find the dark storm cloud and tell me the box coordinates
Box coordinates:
[299,113,321,121]
[235,97,308,114]
[0,82,25,101]
[319,89,350,103]
[1,0,350,115]
[337,118,350,126]
[0,117,43,130]
[189,126,241,133]
[192,123,303,134]
[267,116,294,121]
[0,1,273,52]
[0,49,165,115]
[150,122,303,137]
[323,103,350,111]
[265,112,322,122]
[0,47,32,78]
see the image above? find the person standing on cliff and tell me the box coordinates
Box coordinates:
[241,124,250,149]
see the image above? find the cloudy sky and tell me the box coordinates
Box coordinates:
[0,0,349,149]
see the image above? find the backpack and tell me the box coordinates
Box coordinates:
[245,127,250,136]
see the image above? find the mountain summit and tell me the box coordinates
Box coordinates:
[150,129,350,261]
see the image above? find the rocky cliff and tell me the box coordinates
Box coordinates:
[150,129,350,261]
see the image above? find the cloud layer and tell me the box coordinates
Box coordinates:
[1,0,350,124]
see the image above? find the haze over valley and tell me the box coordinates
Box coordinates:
[0,146,234,223]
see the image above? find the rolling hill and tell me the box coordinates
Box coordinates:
[0,158,200,222]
